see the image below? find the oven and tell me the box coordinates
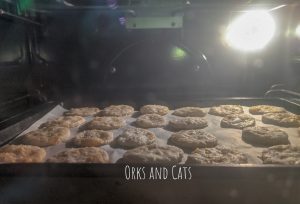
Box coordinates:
[0,0,300,203]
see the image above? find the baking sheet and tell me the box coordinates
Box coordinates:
[15,105,300,164]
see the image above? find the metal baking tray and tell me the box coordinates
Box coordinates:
[0,97,299,204]
[0,97,299,168]
[2,97,297,166]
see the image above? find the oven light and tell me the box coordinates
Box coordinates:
[296,25,300,38]
[225,10,276,52]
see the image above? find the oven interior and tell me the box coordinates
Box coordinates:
[1,0,300,112]
[0,1,300,203]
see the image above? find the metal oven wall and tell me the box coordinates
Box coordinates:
[0,1,34,122]
[31,3,300,107]
[1,2,300,107]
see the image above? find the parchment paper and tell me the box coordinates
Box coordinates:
[15,105,300,164]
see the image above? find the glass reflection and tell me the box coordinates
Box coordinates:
[296,25,300,38]
[171,47,187,61]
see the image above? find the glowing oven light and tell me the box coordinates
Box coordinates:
[225,10,276,52]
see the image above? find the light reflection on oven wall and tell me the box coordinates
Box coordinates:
[27,2,300,104]
[184,4,299,96]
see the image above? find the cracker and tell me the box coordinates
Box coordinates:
[172,107,206,117]
[261,145,300,165]
[122,144,184,164]
[18,126,70,147]
[186,145,248,165]
[169,129,217,149]
[249,105,286,115]
[221,114,255,129]
[47,147,109,163]
[169,117,208,130]
[64,107,100,117]
[140,105,169,116]
[135,114,167,128]
[84,117,125,130]
[208,105,243,116]
[115,127,156,148]
[242,126,289,146]
[71,130,113,147]
[0,145,46,163]
[262,112,300,127]
[101,105,134,117]
[39,116,85,128]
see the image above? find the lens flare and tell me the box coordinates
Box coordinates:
[225,11,276,52]
[171,47,187,61]
[296,25,300,38]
